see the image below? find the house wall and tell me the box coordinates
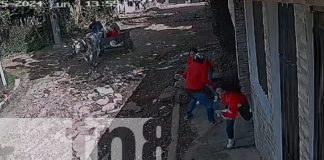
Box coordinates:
[228,0,235,27]
[244,1,316,160]
[294,4,315,160]
[244,1,283,159]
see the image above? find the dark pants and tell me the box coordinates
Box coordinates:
[187,92,215,123]
[226,119,235,139]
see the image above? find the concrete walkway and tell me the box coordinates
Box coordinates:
[183,102,261,160]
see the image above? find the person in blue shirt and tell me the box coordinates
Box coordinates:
[89,17,103,34]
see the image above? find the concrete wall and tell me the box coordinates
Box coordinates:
[294,4,315,160]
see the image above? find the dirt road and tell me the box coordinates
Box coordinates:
[0,4,221,160]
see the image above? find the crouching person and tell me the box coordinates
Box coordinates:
[183,48,216,125]
[215,81,249,149]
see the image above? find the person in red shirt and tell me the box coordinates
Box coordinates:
[215,80,249,148]
[105,19,121,38]
[183,48,216,124]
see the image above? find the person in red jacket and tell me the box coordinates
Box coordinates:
[183,48,216,124]
[215,81,249,148]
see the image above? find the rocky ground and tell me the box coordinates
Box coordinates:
[0,4,226,160]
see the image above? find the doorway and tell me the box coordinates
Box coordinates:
[313,11,324,160]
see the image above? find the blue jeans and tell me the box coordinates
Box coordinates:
[187,92,215,123]
[226,119,235,139]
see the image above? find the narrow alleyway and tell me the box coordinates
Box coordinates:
[0,3,260,160]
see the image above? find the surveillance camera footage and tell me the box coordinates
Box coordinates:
[0,0,323,160]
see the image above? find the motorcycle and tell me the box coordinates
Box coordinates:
[71,32,102,67]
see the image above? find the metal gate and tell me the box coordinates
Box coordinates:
[278,3,300,160]
[314,12,324,160]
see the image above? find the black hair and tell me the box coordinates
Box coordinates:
[190,48,198,53]
[215,78,241,92]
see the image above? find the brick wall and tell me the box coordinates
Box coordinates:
[228,0,251,97]
[233,0,251,97]
[251,88,276,160]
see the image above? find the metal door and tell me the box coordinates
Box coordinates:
[278,3,299,160]
[314,12,324,160]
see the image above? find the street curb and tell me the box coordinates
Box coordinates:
[0,78,21,112]
[167,103,180,160]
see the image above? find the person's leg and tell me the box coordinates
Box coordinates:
[195,92,215,123]
[226,119,235,139]
[226,119,235,148]
[186,92,197,119]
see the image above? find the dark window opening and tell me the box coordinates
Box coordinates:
[252,1,268,95]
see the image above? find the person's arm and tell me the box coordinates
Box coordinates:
[222,98,240,119]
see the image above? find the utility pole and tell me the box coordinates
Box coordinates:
[74,0,82,25]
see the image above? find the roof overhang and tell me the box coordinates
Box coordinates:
[250,0,324,6]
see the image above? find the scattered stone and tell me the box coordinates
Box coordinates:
[135,108,142,113]
[160,106,167,110]
[174,80,185,88]
[73,121,86,130]
[53,71,65,76]
[102,103,115,112]
[79,106,90,114]
[73,135,85,158]
[96,97,109,105]
[87,93,98,99]
[111,83,120,91]
[162,111,171,117]
[95,87,114,95]
[114,100,123,105]
[43,89,51,94]
[175,89,190,104]
[114,93,123,100]
[159,92,174,102]
[174,74,184,81]
[33,94,43,99]
[79,127,95,135]
[164,86,176,93]
[90,110,105,117]
[124,101,141,111]
[92,96,100,101]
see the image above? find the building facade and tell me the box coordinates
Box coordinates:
[228,0,324,160]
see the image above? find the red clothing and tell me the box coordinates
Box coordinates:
[107,30,120,37]
[221,91,248,119]
[183,56,212,90]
